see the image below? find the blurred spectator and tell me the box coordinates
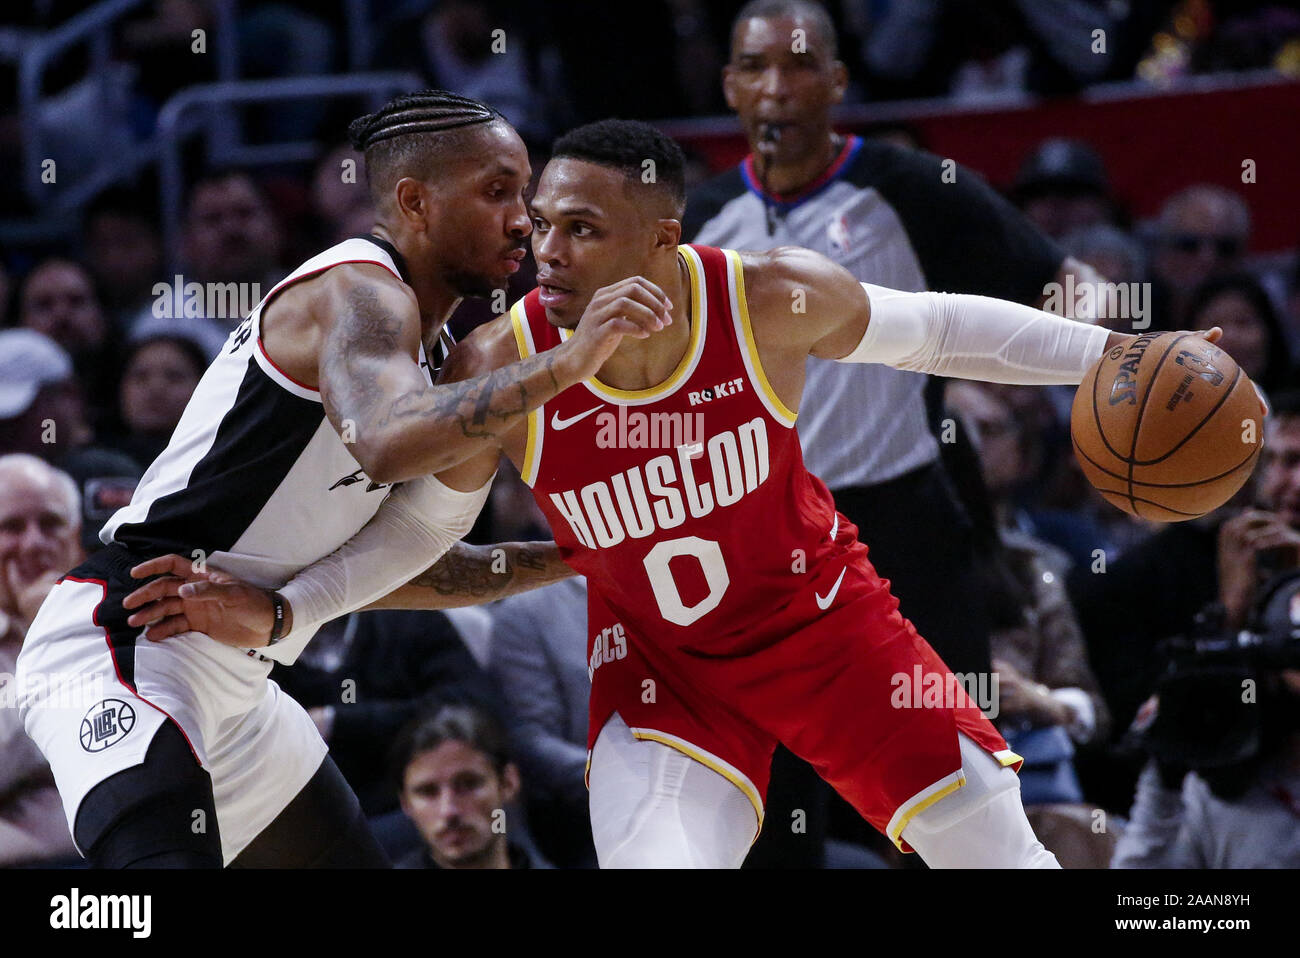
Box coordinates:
[378,0,563,145]
[1012,139,1119,240]
[1214,392,1300,632]
[1069,390,1291,812]
[272,610,505,817]
[392,704,551,869]
[0,453,81,866]
[83,186,164,330]
[1060,224,1146,288]
[0,329,92,458]
[1149,184,1251,329]
[17,257,113,416]
[117,0,216,114]
[310,143,374,246]
[1112,577,1300,868]
[947,381,1111,749]
[0,329,142,554]
[946,385,1121,866]
[488,576,595,867]
[182,168,285,296]
[237,3,337,142]
[1137,0,1300,84]
[101,332,208,469]
[1186,272,1295,398]
[855,0,1140,102]
[536,0,693,121]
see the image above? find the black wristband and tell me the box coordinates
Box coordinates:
[267,591,287,646]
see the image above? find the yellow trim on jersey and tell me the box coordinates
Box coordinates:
[630,729,765,839]
[556,246,705,403]
[509,302,541,486]
[887,774,965,851]
[724,248,797,427]
[994,749,1024,768]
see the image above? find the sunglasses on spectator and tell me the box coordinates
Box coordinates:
[1166,234,1244,257]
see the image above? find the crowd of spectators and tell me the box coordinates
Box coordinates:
[1,0,1298,869]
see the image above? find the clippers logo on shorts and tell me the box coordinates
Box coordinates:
[79,699,136,752]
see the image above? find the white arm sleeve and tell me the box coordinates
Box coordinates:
[276,472,493,646]
[840,282,1111,385]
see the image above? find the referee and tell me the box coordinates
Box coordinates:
[685,0,1101,864]
[687,0,1101,679]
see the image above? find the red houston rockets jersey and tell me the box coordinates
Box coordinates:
[508,245,1021,848]
[509,243,869,650]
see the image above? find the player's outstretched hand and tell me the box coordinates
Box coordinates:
[559,276,673,379]
[123,554,277,648]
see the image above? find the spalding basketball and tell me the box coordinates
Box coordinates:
[1070,331,1265,521]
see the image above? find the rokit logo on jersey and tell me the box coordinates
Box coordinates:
[688,376,744,406]
[549,416,770,549]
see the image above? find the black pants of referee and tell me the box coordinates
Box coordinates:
[75,721,391,868]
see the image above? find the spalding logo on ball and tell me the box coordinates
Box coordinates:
[1071,331,1265,521]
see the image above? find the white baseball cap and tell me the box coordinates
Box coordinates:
[0,328,74,419]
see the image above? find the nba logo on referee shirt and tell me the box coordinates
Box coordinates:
[827,214,852,256]
[79,699,136,752]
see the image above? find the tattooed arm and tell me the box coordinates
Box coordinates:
[311,266,674,484]
[364,540,575,611]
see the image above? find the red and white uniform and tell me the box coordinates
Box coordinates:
[509,244,1021,850]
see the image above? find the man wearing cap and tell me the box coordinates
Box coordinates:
[0,328,142,556]
[1012,138,1119,240]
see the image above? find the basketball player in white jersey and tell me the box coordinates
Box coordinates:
[15,90,666,868]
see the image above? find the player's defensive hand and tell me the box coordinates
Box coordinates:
[123,554,280,648]
[559,276,673,381]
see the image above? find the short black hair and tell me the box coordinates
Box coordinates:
[389,704,512,793]
[348,90,506,206]
[550,119,686,217]
[731,0,838,59]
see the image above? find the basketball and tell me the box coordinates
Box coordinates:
[1070,331,1265,522]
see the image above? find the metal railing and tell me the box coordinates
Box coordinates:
[154,72,423,270]
[12,0,381,223]
[17,0,152,209]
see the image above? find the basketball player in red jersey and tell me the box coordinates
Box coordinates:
[130,120,1227,868]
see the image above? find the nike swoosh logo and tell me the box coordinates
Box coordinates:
[815,566,847,610]
[551,405,605,430]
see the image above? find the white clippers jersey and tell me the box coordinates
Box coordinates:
[102,236,449,596]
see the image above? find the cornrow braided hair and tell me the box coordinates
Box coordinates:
[348,90,503,151]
